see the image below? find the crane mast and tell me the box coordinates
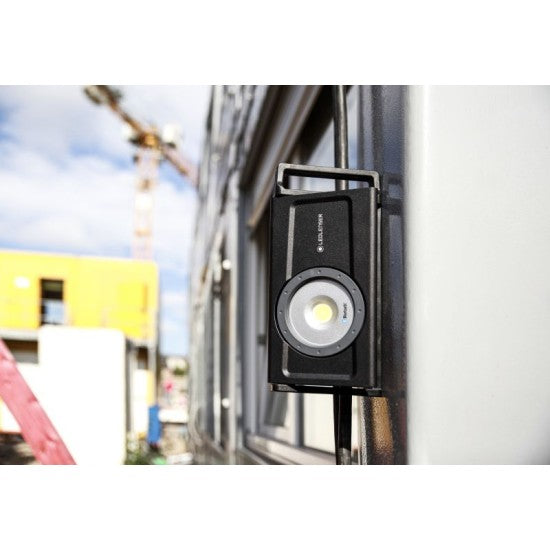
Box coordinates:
[84,85,196,260]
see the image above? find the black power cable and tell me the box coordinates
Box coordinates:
[332,85,353,465]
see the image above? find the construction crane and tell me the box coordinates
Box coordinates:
[84,85,197,260]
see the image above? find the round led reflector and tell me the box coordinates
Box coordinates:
[275,267,365,357]
[287,279,354,348]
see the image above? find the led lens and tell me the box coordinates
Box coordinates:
[312,302,334,324]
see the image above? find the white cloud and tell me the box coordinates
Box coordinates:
[0,85,210,164]
[0,144,198,270]
[0,146,134,255]
[0,86,133,162]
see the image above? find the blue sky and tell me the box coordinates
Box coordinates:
[0,85,211,355]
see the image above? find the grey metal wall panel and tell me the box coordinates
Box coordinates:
[405,86,550,463]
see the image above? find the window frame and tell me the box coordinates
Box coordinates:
[240,86,361,463]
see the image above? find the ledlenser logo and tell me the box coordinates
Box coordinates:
[317,213,324,253]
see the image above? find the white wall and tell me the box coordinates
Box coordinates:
[406,86,550,463]
[33,326,127,465]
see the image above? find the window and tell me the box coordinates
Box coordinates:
[218,245,232,450]
[136,347,149,370]
[204,291,215,440]
[291,86,359,191]
[243,86,361,461]
[292,86,360,456]
[254,214,298,445]
[40,279,65,325]
[4,339,38,365]
[207,242,232,449]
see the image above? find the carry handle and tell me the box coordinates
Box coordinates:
[275,163,379,193]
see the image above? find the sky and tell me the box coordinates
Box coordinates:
[0,85,211,355]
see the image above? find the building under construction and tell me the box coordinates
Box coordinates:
[0,249,159,463]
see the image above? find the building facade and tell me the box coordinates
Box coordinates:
[0,250,158,342]
[190,85,550,465]
[188,86,404,464]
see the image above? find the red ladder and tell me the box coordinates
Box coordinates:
[0,338,75,465]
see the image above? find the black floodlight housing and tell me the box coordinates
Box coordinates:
[268,163,381,396]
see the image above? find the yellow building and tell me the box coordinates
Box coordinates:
[0,249,158,345]
[0,249,159,441]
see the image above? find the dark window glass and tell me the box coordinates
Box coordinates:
[40,279,65,325]
[291,86,359,191]
[4,339,38,365]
